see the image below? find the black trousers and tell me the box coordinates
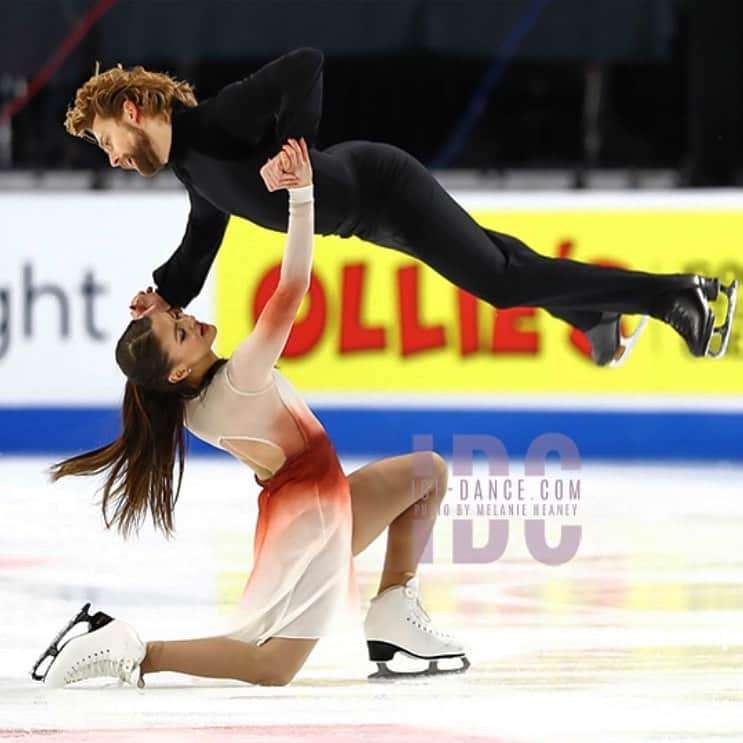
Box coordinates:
[332,141,687,332]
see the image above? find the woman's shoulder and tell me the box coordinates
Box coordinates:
[222,357,277,396]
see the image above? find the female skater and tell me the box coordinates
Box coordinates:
[64,49,736,366]
[34,138,466,689]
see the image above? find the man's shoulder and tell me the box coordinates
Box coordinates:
[168,99,235,165]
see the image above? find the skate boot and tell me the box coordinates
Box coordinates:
[585,313,648,367]
[655,276,738,358]
[364,576,470,680]
[31,603,146,689]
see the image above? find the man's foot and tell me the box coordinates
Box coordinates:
[585,313,648,367]
[654,276,737,358]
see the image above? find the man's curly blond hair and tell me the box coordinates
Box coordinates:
[64,63,197,142]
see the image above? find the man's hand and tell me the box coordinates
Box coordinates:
[130,286,170,319]
[260,137,312,192]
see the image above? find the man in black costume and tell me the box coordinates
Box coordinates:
[65,48,737,364]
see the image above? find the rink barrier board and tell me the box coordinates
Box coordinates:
[2,192,742,405]
[0,406,740,461]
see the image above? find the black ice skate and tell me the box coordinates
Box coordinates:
[585,313,648,367]
[31,603,146,688]
[658,276,738,358]
[364,577,470,680]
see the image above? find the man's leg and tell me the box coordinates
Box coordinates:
[354,142,692,315]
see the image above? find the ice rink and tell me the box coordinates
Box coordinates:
[2,455,743,743]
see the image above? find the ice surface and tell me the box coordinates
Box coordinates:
[2,456,743,743]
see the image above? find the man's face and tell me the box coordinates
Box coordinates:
[91,114,163,177]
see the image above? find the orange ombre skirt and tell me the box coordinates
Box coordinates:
[227,430,359,644]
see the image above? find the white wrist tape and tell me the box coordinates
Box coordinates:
[288,184,314,205]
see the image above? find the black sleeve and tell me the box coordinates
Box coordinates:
[213,47,324,146]
[152,186,230,309]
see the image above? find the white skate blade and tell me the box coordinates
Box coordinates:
[608,315,648,368]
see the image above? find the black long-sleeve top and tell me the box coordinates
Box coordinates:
[153,47,359,308]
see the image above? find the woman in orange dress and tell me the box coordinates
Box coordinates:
[35,138,467,689]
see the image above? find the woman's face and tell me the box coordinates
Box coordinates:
[149,307,218,384]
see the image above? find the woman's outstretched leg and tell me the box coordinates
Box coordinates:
[140,635,316,686]
[36,604,316,688]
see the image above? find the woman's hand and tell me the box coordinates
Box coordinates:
[129,286,170,319]
[260,137,312,192]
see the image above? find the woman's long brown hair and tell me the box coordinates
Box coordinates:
[50,317,225,538]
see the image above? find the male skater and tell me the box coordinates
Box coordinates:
[64,49,737,363]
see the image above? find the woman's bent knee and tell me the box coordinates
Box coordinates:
[431,452,448,482]
[424,451,448,496]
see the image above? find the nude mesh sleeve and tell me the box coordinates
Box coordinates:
[227,186,314,392]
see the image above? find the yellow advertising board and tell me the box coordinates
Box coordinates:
[216,206,743,393]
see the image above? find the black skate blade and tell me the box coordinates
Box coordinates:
[30,603,92,681]
[368,652,470,681]
[707,279,738,359]
[30,603,114,682]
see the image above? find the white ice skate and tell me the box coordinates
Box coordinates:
[364,576,470,679]
[31,603,146,689]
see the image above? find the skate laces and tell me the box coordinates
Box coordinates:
[664,287,705,327]
[65,653,139,685]
[414,597,431,624]
[403,583,430,624]
[666,303,691,333]
[405,584,451,637]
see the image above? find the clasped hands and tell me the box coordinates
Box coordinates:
[130,137,311,320]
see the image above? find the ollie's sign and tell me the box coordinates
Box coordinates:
[216,199,743,394]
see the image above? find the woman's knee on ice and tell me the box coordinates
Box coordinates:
[253,660,299,686]
[251,637,316,686]
[255,672,293,687]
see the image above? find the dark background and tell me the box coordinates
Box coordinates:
[1,0,741,185]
